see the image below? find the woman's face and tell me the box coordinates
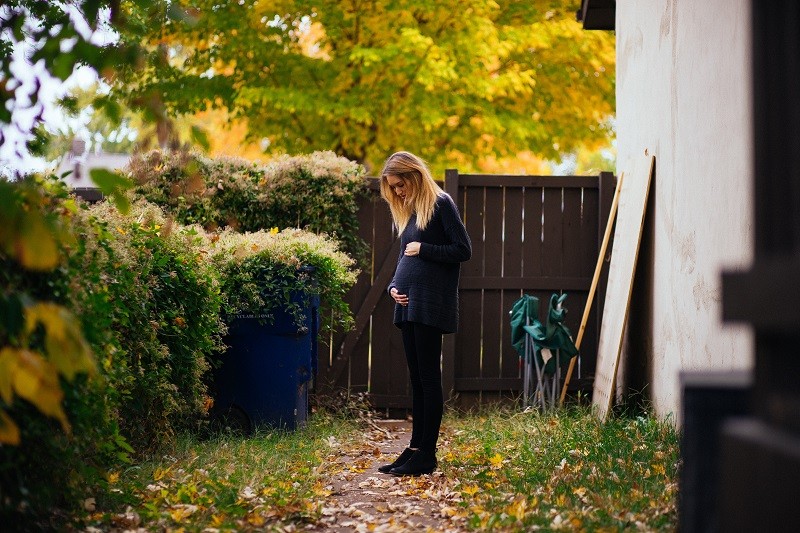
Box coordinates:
[386,175,411,203]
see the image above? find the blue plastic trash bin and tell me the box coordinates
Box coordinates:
[212,284,319,433]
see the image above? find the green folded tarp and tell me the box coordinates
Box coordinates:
[509,293,578,375]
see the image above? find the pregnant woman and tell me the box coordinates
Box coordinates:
[377,151,472,476]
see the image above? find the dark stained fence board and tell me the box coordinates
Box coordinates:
[460,276,591,290]
[346,195,381,393]
[349,326,370,393]
[442,170,460,400]
[457,185,486,389]
[542,187,564,277]
[502,288,523,381]
[482,187,504,393]
[562,187,584,278]
[455,378,524,391]
[523,186,545,278]
[581,187,601,276]
[504,187,524,279]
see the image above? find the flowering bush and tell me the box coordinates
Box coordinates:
[83,199,227,450]
[206,227,359,333]
[129,150,367,257]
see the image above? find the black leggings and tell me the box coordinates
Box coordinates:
[400,321,444,454]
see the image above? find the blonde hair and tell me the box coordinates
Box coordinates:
[379,151,443,234]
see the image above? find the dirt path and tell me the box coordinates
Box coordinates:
[312,420,469,532]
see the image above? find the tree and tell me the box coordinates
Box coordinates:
[114,0,615,173]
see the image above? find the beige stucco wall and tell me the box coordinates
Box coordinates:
[615,0,754,419]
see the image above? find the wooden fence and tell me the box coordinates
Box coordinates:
[316,171,616,413]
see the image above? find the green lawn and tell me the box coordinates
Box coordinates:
[78,405,679,531]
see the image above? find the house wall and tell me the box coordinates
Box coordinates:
[616,0,754,419]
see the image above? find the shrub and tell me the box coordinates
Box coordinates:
[0,187,227,524]
[259,152,367,256]
[206,227,359,334]
[0,177,118,522]
[129,150,368,258]
[83,199,226,451]
[0,171,359,525]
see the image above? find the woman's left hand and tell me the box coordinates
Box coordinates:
[404,241,421,256]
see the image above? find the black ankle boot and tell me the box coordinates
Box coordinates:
[378,447,415,473]
[389,449,437,476]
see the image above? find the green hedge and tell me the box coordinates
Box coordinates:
[0,188,227,521]
[0,153,361,525]
[129,150,368,257]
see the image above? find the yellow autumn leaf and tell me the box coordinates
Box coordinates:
[107,471,120,484]
[489,453,503,468]
[210,514,226,526]
[652,463,666,476]
[12,349,70,432]
[0,409,20,445]
[25,303,95,380]
[506,496,528,521]
[0,348,17,404]
[14,210,60,271]
[246,513,266,526]
[462,484,480,496]
[169,506,195,522]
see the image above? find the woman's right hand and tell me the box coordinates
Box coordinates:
[390,287,409,306]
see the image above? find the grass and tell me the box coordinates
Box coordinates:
[78,404,679,531]
[82,410,362,531]
[440,406,680,530]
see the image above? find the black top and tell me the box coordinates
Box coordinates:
[388,193,472,333]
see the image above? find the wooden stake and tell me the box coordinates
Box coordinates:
[559,172,625,405]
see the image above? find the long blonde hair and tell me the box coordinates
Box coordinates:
[379,151,443,234]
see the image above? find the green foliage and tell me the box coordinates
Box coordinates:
[0,183,226,522]
[112,0,615,173]
[0,177,116,521]
[80,200,227,451]
[130,149,367,258]
[36,85,143,164]
[207,228,358,334]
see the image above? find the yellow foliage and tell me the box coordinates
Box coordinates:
[24,302,96,380]
[13,210,61,271]
[0,181,98,447]
[489,453,504,468]
[0,347,69,432]
[0,410,20,445]
[506,495,528,521]
[462,484,480,496]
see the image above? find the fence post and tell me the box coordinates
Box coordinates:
[442,169,460,403]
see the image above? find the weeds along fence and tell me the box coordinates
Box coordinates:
[316,171,617,413]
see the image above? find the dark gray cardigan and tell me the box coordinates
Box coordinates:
[388,193,472,333]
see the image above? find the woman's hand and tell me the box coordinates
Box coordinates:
[404,241,421,256]
[390,287,409,306]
